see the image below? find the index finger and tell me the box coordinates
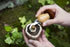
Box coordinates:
[36,4,56,17]
[22,29,29,45]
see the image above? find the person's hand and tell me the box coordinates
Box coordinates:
[22,29,55,47]
[36,4,70,26]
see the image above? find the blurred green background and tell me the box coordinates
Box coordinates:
[0,0,70,47]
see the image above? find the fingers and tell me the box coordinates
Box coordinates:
[29,40,40,46]
[41,30,55,47]
[36,4,57,17]
[36,4,63,26]
[42,30,49,42]
[43,19,59,26]
[28,44,35,47]
[38,37,43,42]
[38,30,46,42]
[22,29,29,45]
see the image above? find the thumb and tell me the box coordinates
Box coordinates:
[43,19,59,26]
[29,40,40,46]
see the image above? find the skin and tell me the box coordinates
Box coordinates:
[23,4,70,47]
[22,30,55,47]
[36,4,70,26]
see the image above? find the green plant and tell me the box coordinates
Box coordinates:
[38,0,70,8]
[38,0,55,5]
[4,16,32,46]
[3,0,70,47]
[4,25,24,45]
[19,16,32,28]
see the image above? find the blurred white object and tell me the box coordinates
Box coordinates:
[0,0,28,10]
[14,0,28,5]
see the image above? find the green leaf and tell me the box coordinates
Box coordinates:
[38,0,46,5]
[46,0,55,4]
[45,28,50,37]
[12,28,18,33]
[28,4,32,8]
[46,28,50,33]
[5,33,10,38]
[11,28,22,40]
[4,25,12,32]
[19,16,32,28]
[25,20,32,25]
[5,37,14,44]
[15,38,22,44]
[21,19,32,28]
[24,20,32,28]
[57,25,64,30]
[66,1,69,5]
[21,24,25,29]
[45,31,50,37]
[38,0,55,5]
[19,16,26,24]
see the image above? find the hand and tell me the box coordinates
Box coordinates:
[36,4,70,26]
[22,29,55,47]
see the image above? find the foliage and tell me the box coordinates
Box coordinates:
[3,0,70,47]
[5,37,14,44]
[45,28,50,37]
[38,0,55,5]
[54,0,70,8]
[4,25,24,45]
[4,16,32,45]
[38,0,46,5]
[46,0,55,4]
[38,0,70,8]
[19,16,32,28]
[5,25,12,32]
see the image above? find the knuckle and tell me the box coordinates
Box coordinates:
[39,6,44,9]
[32,41,37,44]
[34,41,38,43]
[55,19,62,24]
[40,6,47,9]
[53,4,57,6]
[32,41,35,43]
[46,22,49,25]
[43,5,47,8]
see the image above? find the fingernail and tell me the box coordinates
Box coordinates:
[43,23,47,26]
